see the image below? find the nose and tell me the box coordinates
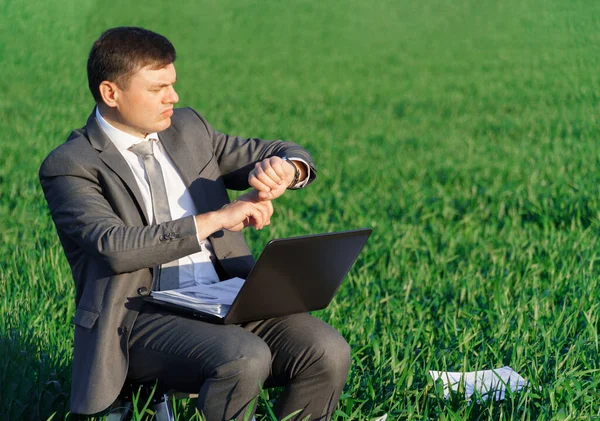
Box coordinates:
[165,86,179,104]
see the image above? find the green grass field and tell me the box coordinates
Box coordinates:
[2,0,600,419]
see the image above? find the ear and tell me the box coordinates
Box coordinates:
[98,81,119,108]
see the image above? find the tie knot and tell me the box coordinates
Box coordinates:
[129,140,155,158]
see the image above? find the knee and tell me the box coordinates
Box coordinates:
[212,338,272,387]
[318,333,351,384]
[242,340,272,386]
[300,329,351,388]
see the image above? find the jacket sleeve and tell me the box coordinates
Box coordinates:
[39,149,202,275]
[187,108,317,191]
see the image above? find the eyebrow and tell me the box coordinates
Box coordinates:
[150,78,177,88]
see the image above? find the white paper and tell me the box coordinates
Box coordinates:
[429,366,528,401]
[372,415,387,421]
[153,277,244,305]
[150,277,245,317]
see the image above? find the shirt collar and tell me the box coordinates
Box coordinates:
[95,107,159,152]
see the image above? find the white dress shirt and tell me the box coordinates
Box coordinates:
[96,108,220,287]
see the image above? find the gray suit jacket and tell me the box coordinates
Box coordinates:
[39,107,316,414]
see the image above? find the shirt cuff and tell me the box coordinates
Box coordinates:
[192,216,205,249]
[288,158,311,189]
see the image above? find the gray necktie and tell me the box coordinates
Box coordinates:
[130,140,179,290]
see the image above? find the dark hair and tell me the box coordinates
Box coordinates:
[87,27,176,103]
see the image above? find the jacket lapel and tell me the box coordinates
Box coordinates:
[157,125,199,187]
[158,124,214,215]
[86,112,150,224]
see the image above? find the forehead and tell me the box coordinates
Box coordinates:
[129,63,177,85]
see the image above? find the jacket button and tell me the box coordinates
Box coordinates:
[118,326,128,335]
[137,286,148,295]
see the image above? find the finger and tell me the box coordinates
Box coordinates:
[259,201,273,226]
[263,200,274,224]
[264,199,274,216]
[268,184,286,200]
[263,200,274,221]
[254,163,280,190]
[271,157,291,181]
[254,201,270,228]
[244,204,265,229]
[225,200,258,228]
[251,200,273,228]
[248,171,273,194]
[260,159,283,184]
[257,189,273,201]
[254,200,272,228]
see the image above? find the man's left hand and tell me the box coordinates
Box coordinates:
[248,156,296,201]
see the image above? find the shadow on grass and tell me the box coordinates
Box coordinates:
[0,326,297,421]
[0,328,71,421]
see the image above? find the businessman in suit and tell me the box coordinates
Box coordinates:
[39,27,350,420]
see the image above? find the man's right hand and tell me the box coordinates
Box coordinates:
[194,190,273,238]
[217,190,274,232]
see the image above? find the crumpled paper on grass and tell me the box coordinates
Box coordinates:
[429,366,528,401]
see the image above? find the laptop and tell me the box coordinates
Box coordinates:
[144,228,372,324]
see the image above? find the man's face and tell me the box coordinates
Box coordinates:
[111,63,179,137]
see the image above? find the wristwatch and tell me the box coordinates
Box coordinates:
[282,156,300,189]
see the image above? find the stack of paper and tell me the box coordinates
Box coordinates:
[429,366,528,401]
[151,277,245,318]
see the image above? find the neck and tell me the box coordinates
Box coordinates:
[97,104,147,139]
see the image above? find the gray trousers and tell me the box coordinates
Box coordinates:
[127,304,351,421]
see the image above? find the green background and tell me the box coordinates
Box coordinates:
[2,0,600,419]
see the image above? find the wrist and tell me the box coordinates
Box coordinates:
[282,156,300,189]
[195,211,224,236]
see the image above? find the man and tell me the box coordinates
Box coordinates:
[39,27,350,420]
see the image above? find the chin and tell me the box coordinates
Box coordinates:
[155,118,172,133]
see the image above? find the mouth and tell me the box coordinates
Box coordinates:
[161,108,174,117]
